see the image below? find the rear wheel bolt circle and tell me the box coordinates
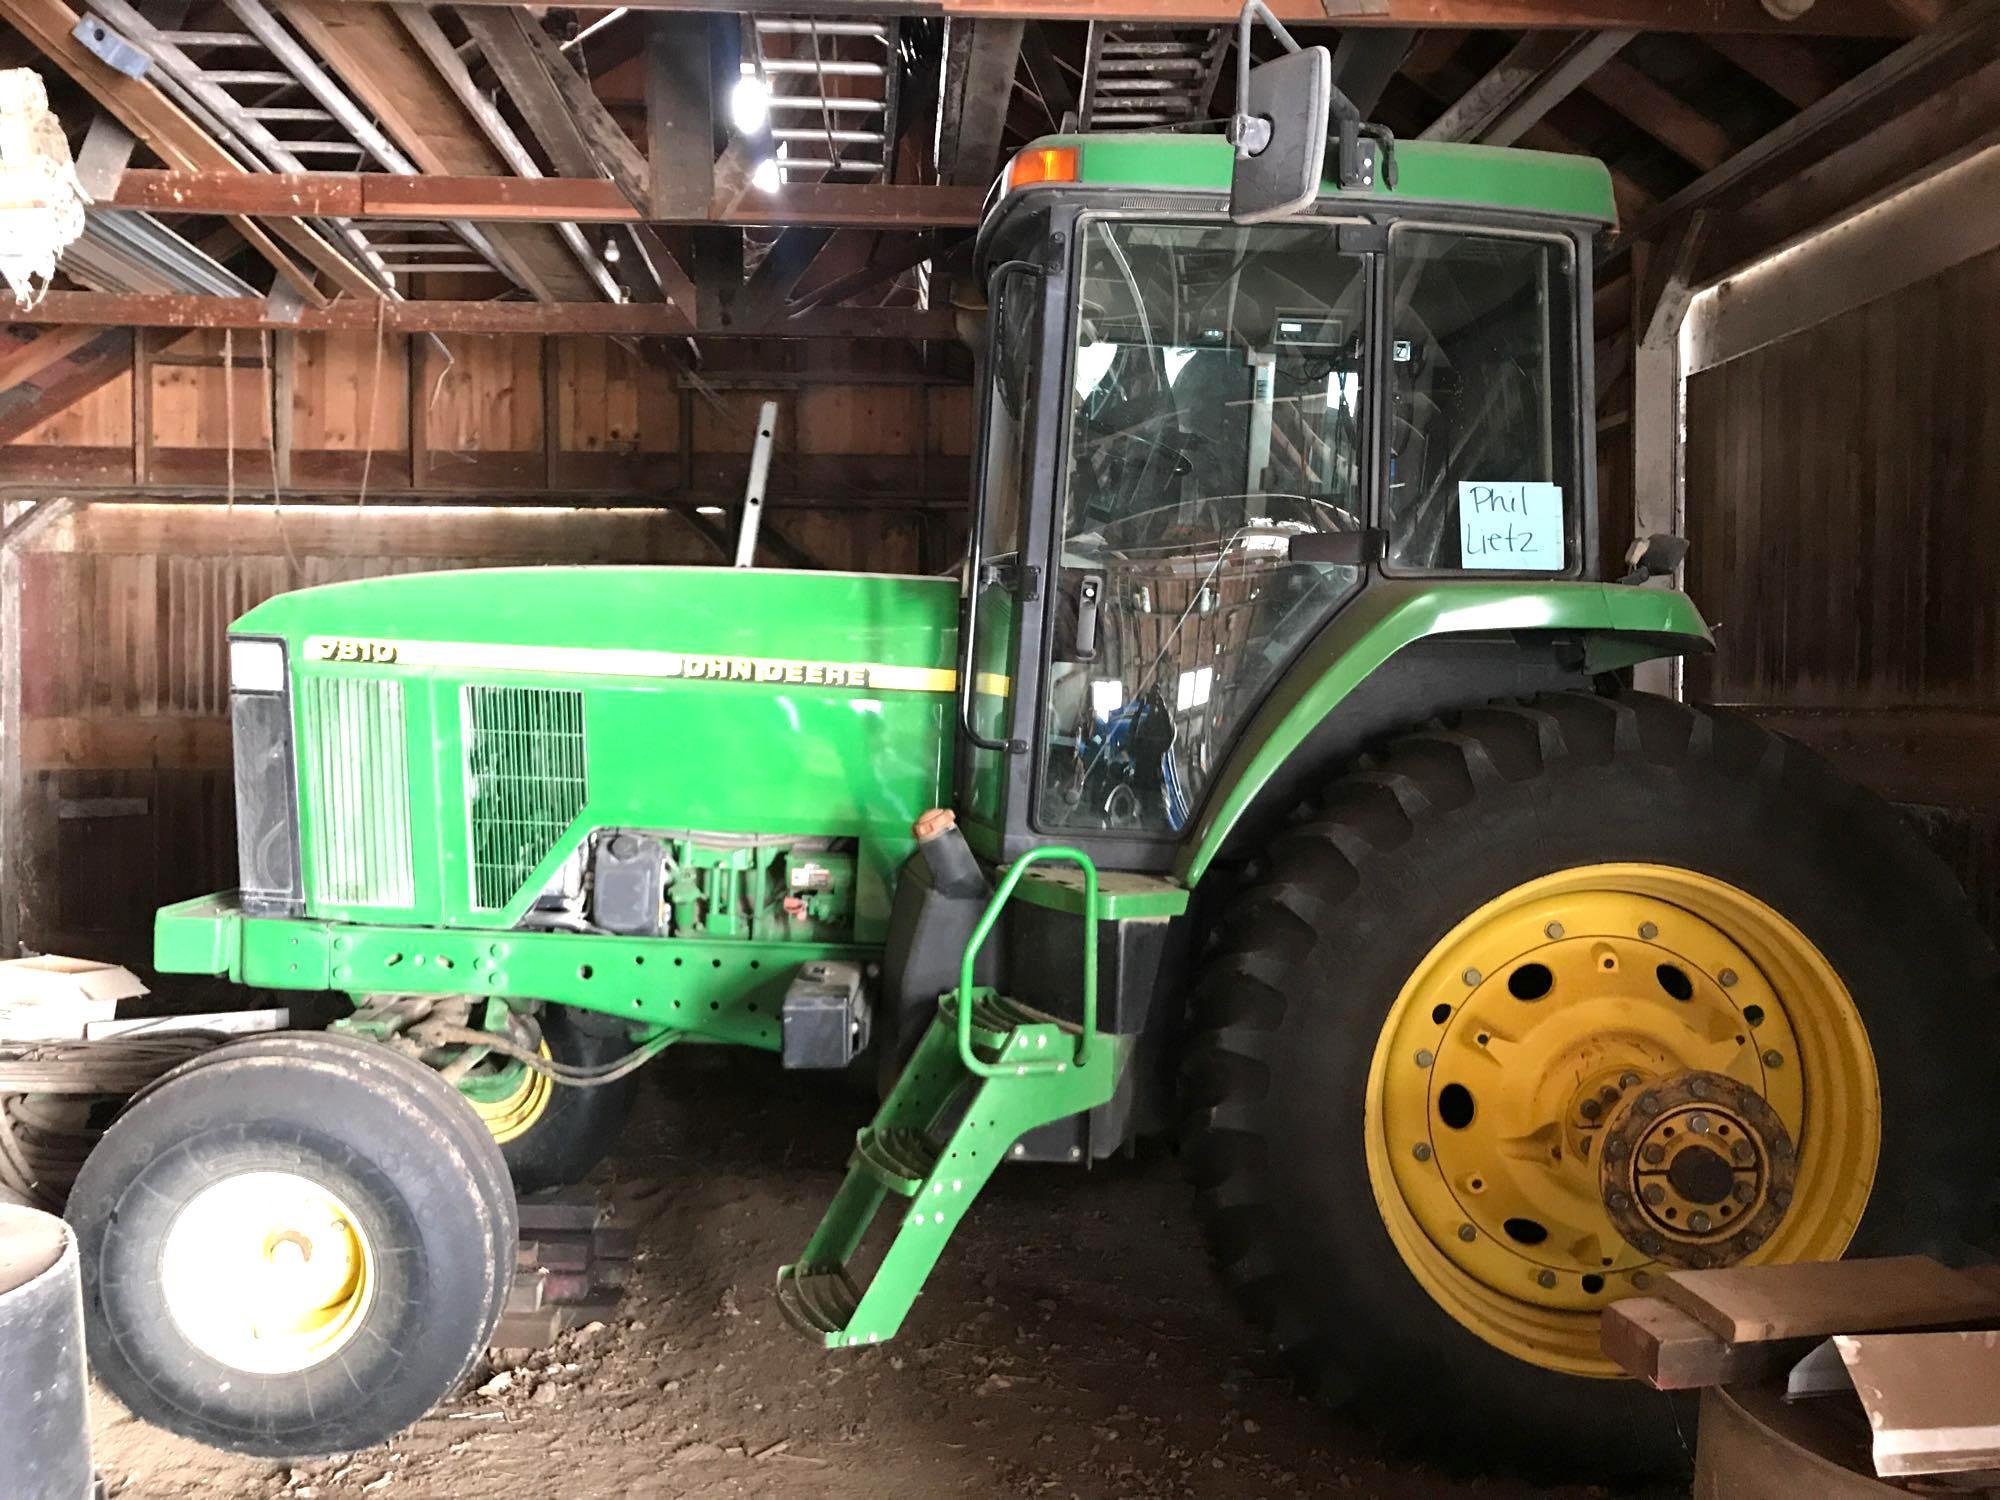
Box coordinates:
[1536,1270,1557,1289]
[1457,1223,1477,1243]
[1638,921,1659,940]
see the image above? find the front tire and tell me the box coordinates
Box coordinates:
[69,1034,516,1458]
[469,1005,639,1194]
[1180,691,1996,1478]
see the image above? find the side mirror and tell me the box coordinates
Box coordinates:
[1229,43,1331,225]
[1619,533,1690,585]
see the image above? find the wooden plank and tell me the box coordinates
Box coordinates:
[0,327,106,395]
[1660,1257,2000,1345]
[1599,1295,1800,1390]
[105,169,987,227]
[938,19,1025,189]
[1836,1331,2000,1478]
[1,293,960,341]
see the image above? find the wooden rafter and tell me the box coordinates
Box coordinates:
[411,0,1931,37]
[1702,34,1846,110]
[1579,58,1737,172]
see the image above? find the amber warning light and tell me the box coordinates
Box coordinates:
[1006,146,1080,193]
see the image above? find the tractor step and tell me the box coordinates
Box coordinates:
[777,845,1122,1350]
[775,991,1127,1347]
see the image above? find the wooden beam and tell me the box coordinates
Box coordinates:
[938,20,1025,189]
[735,229,837,328]
[0,326,102,395]
[107,169,988,227]
[1419,30,1633,145]
[407,0,1930,38]
[0,292,961,340]
[0,332,131,445]
[1018,20,1078,130]
[1580,58,1737,172]
[646,12,715,220]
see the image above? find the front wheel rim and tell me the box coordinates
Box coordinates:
[1364,863,1879,1376]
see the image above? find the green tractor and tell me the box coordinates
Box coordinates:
[68,12,1994,1478]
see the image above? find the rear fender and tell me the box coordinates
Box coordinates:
[1175,581,1711,884]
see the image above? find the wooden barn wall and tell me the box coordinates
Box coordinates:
[1682,241,2000,934]
[3,333,973,973]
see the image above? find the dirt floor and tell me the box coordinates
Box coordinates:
[91,1049,1683,1499]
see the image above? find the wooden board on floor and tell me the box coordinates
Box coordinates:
[1660,1257,2000,1345]
[1600,1295,1803,1389]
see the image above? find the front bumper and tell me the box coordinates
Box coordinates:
[156,891,249,977]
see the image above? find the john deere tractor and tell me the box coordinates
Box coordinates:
[69,10,1994,1477]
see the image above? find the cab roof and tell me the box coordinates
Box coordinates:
[999,131,1618,229]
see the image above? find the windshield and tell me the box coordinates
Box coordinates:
[1040,220,1368,836]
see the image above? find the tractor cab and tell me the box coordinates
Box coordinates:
[954,121,1597,874]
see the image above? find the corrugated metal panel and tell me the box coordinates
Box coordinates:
[464,684,587,910]
[298,675,415,907]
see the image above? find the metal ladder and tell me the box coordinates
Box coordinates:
[1079,24,1232,131]
[775,848,1127,1347]
[82,0,522,291]
[746,16,901,184]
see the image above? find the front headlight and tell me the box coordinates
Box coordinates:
[229,637,287,693]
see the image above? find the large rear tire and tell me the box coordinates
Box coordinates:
[69,1034,516,1458]
[1180,690,1997,1479]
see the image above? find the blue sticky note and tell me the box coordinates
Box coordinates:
[1457,481,1566,570]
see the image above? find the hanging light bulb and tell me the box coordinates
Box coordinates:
[602,236,621,264]
[730,75,770,134]
[751,157,781,193]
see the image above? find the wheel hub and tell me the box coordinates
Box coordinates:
[1599,1069,1796,1268]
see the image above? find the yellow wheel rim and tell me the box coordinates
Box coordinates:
[468,1042,554,1146]
[159,1170,375,1375]
[1364,863,1880,1376]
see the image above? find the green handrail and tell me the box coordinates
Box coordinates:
[955,846,1098,1078]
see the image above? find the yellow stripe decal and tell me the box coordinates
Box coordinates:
[304,636,957,694]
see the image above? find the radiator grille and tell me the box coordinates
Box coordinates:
[298,676,415,908]
[465,684,588,910]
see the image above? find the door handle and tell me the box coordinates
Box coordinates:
[1074,574,1103,663]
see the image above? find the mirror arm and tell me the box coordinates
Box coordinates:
[1230,0,1395,191]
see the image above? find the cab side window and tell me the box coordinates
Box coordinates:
[1385,229,1577,574]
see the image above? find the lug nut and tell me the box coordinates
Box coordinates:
[1458,1223,1477,1243]
[1414,1048,1435,1068]
[1605,1136,1628,1159]
[1773,1189,1792,1209]
[1536,1270,1557,1289]
[1412,1143,1432,1163]
[1643,1144,1666,1165]
[1639,1097,1661,1116]
[1689,1211,1712,1233]
[1639,1234,1663,1255]
[1599,1085,1621,1105]
[1462,968,1482,986]
[1732,1142,1756,1165]
[1633,1271,1653,1290]
[1638,922,1659,940]
[1688,1077,1709,1099]
[1763,1049,1784,1068]
[1609,1191,1632,1211]
[1619,1072,1642,1089]
[1733,1181,1756,1203]
[1689,1113,1712,1134]
[1544,922,1565,940]
[1643,1184,1665,1205]
[1719,969,1739,988]
[1580,1098,1603,1121]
